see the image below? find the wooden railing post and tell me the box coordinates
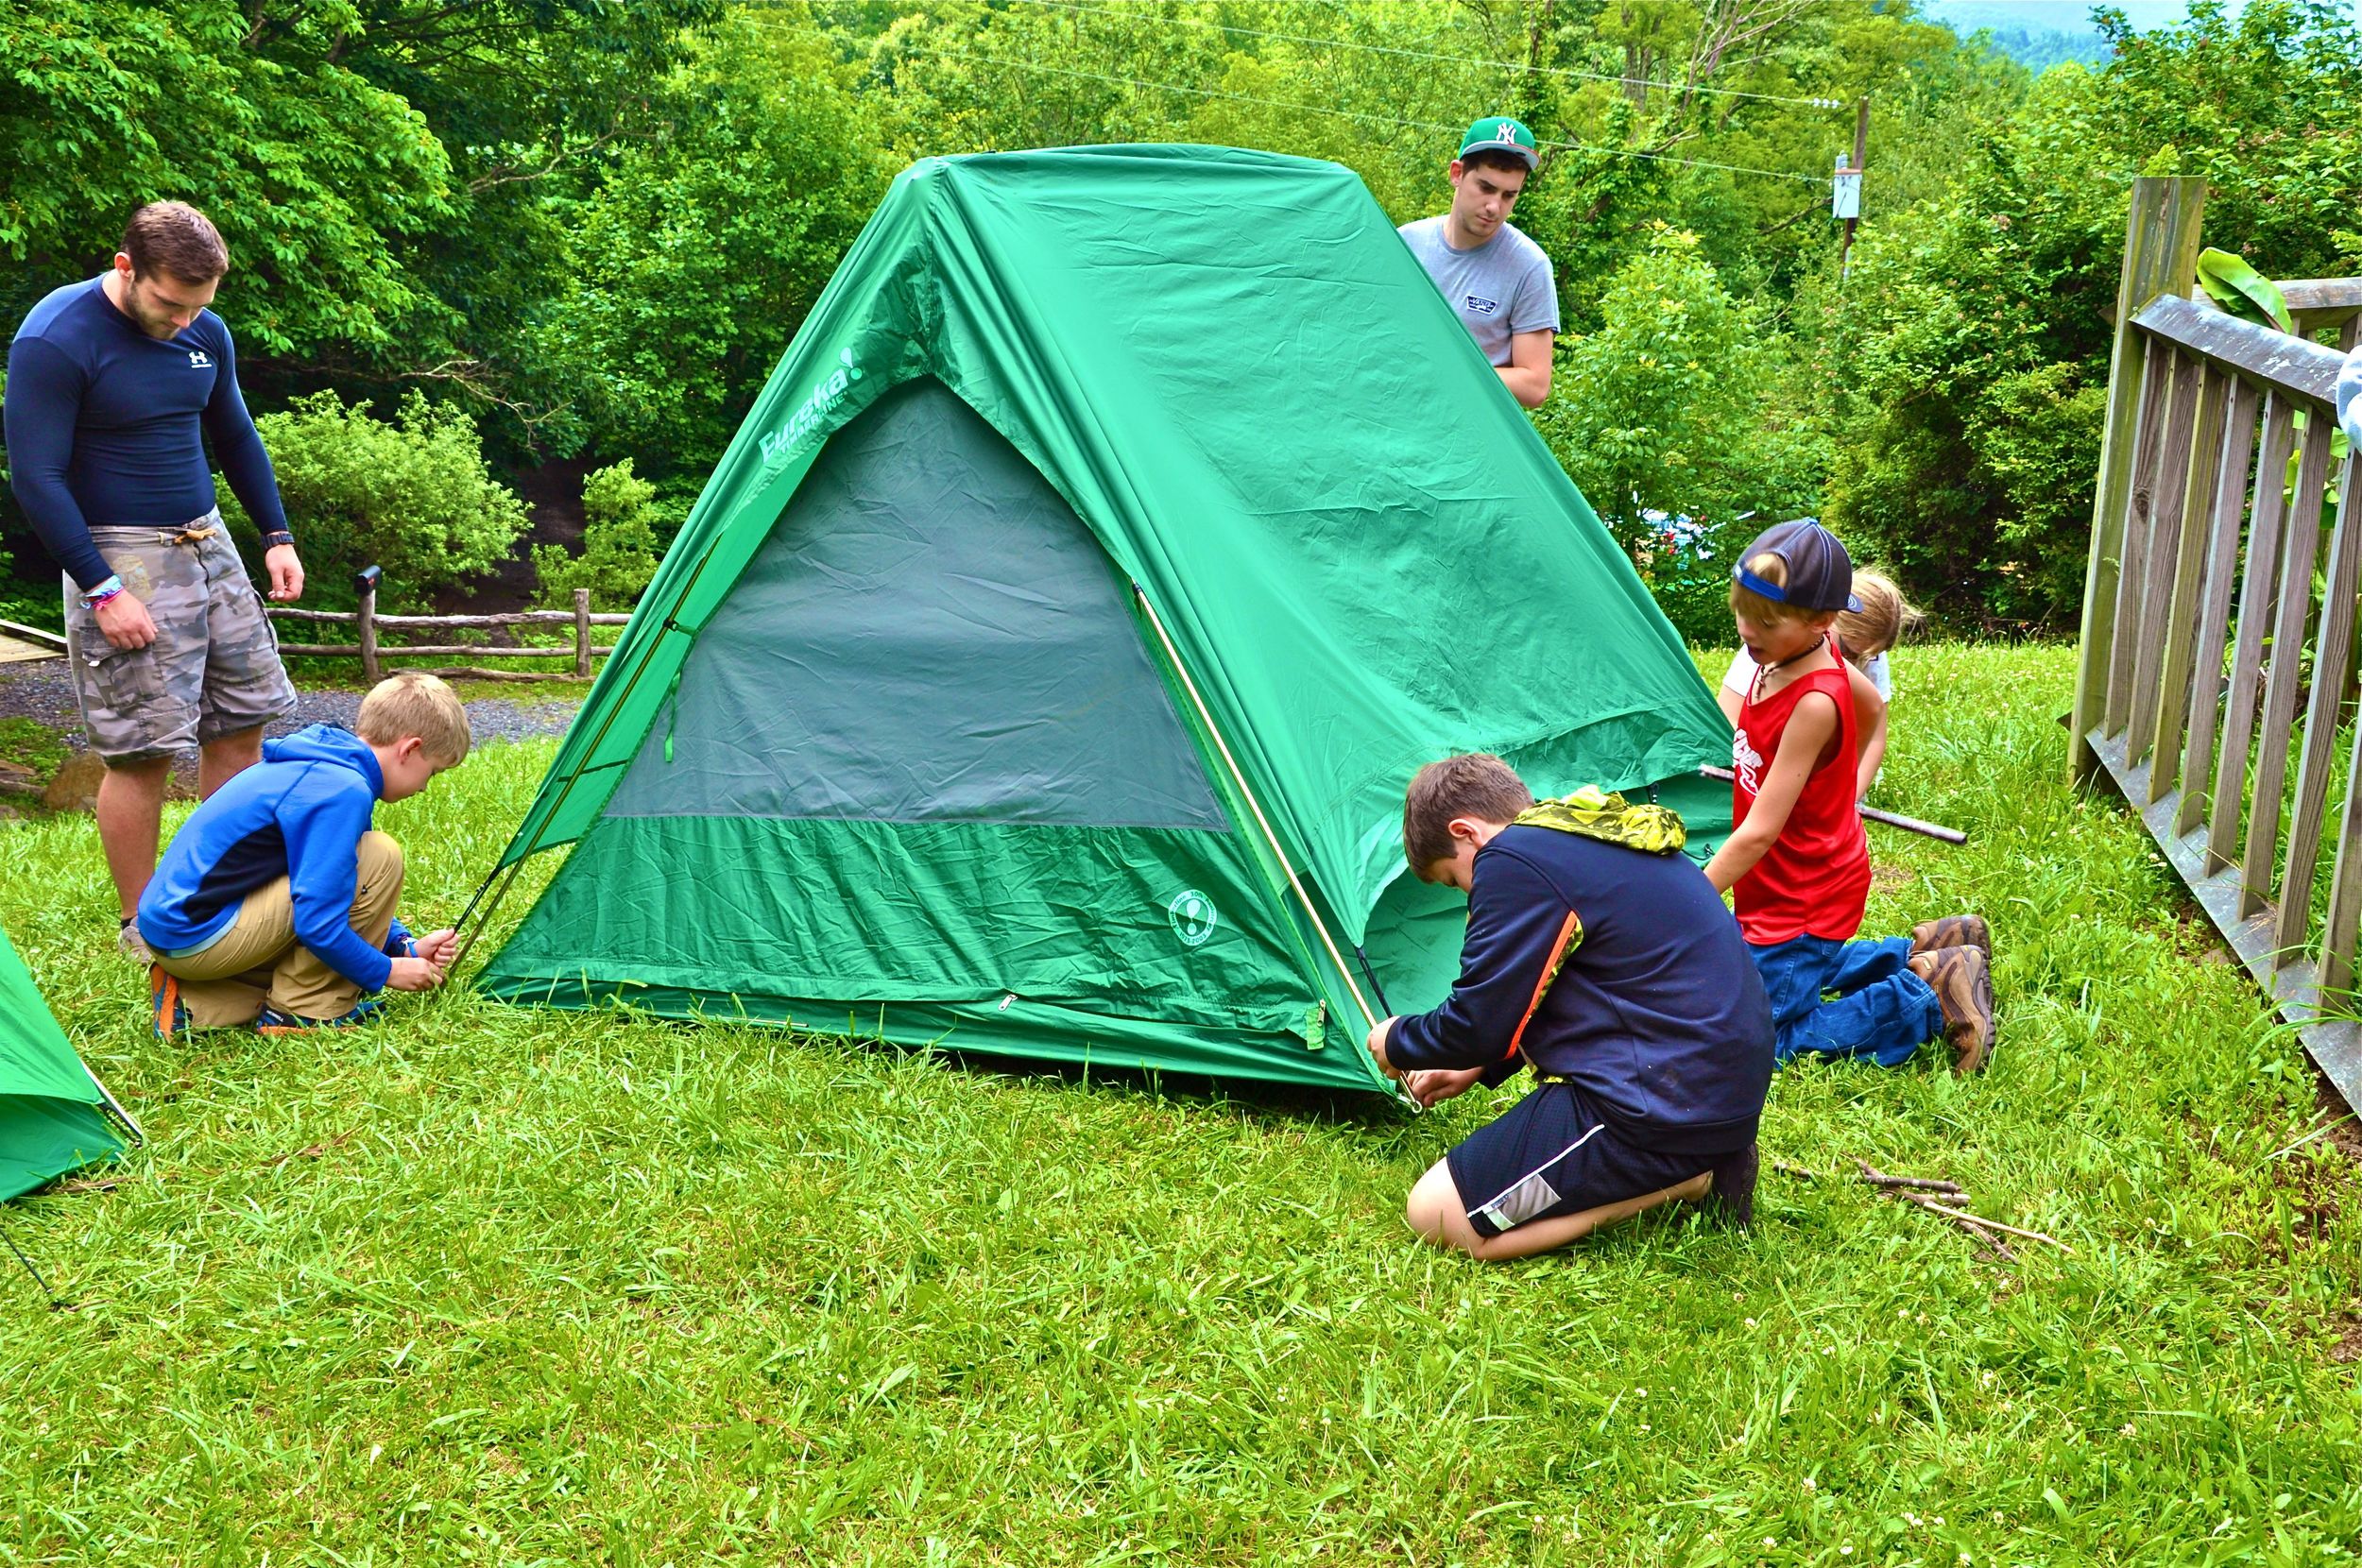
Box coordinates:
[357,571,381,685]
[2070,176,2206,786]
[573,588,592,678]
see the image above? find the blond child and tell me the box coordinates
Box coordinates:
[1720,568,1920,800]
[1703,522,1993,1072]
[140,673,470,1034]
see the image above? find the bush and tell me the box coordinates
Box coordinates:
[533,460,667,610]
[1532,225,1817,637]
[218,390,528,606]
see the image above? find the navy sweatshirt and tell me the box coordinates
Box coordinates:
[5,276,292,591]
[137,725,411,992]
[1384,823,1773,1153]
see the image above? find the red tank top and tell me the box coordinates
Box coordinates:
[1731,651,1871,945]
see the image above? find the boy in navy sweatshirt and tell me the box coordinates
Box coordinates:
[140,673,470,1034]
[1367,755,1775,1261]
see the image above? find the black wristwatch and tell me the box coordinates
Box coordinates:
[262,529,295,549]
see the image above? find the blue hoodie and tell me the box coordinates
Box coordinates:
[138,724,411,991]
[1382,816,1774,1153]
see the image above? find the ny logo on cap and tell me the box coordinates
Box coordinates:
[1498,122,1518,142]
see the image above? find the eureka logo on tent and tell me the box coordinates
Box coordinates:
[1168,889,1218,948]
[759,347,864,466]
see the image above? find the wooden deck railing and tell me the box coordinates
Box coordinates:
[2072,177,2362,1109]
[266,578,628,683]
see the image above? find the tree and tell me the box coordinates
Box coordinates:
[1814,0,2362,625]
[538,8,887,474]
[1536,225,1818,638]
[533,460,668,610]
[0,2,454,354]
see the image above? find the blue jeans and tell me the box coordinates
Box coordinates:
[1749,934,1943,1068]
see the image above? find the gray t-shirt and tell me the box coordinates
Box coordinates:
[1396,215,1560,366]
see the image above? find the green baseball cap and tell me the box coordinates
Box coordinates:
[1458,115,1539,171]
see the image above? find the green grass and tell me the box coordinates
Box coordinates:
[2,643,2358,1565]
[0,716,69,787]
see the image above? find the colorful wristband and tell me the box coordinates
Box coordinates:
[79,574,124,607]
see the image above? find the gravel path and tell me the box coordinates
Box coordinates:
[0,658,580,755]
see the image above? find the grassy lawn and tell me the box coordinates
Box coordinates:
[1,642,2357,1565]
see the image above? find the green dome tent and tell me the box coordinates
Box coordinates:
[2,924,137,1202]
[473,145,1732,1096]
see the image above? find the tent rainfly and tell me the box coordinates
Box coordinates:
[473,145,1733,1095]
[1,923,137,1202]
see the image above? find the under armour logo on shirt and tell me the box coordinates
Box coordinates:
[187,350,212,368]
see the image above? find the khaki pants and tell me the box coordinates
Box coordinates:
[156,831,403,1025]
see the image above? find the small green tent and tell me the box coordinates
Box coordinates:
[477,145,1731,1095]
[2,924,137,1201]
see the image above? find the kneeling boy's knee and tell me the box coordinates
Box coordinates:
[356,829,404,877]
[1405,1162,1474,1251]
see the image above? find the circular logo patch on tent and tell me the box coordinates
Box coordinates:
[1168,889,1218,947]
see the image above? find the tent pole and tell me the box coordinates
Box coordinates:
[1131,585,1379,1033]
[454,531,736,968]
[81,1063,144,1146]
[450,855,530,977]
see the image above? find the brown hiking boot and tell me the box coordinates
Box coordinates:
[1907,945,1994,1073]
[1700,1141,1759,1228]
[1910,913,1992,965]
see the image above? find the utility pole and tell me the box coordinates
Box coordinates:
[1836,95,1870,281]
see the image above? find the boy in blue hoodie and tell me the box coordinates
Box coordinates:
[140,672,469,1033]
[1367,754,1775,1261]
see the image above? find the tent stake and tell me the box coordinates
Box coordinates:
[1131,585,1379,1033]
[2,1225,64,1310]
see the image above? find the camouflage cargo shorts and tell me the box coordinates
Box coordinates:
[63,513,298,764]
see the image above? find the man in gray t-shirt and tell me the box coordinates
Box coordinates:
[1397,116,1560,408]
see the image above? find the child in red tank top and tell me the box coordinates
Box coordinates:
[1703,521,1995,1072]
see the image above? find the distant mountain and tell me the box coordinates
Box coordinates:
[1921,2,2105,68]
[1918,0,2239,70]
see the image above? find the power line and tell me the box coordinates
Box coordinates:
[765,22,1829,186]
[1016,0,1852,111]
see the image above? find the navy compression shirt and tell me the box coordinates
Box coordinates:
[5,276,292,591]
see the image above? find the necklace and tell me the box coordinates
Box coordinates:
[1749,633,1828,706]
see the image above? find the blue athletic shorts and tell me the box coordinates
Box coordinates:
[1445,1080,1728,1238]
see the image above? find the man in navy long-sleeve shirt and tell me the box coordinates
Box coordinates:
[1367,755,1774,1261]
[5,201,305,957]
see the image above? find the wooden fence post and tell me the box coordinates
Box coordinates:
[357,575,381,685]
[573,588,592,678]
[2069,176,2206,787]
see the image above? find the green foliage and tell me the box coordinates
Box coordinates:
[4,646,2362,1559]
[533,459,667,609]
[217,390,528,605]
[0,2,454,353]
[1820,0,2362,626]
[1535,227,1815,637]
[539,9,887,469]
[0,716,69,785]
[2197,246,2295,332]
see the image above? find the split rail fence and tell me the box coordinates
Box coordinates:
[2070,176,2362,1109]
[267,579,626,683]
